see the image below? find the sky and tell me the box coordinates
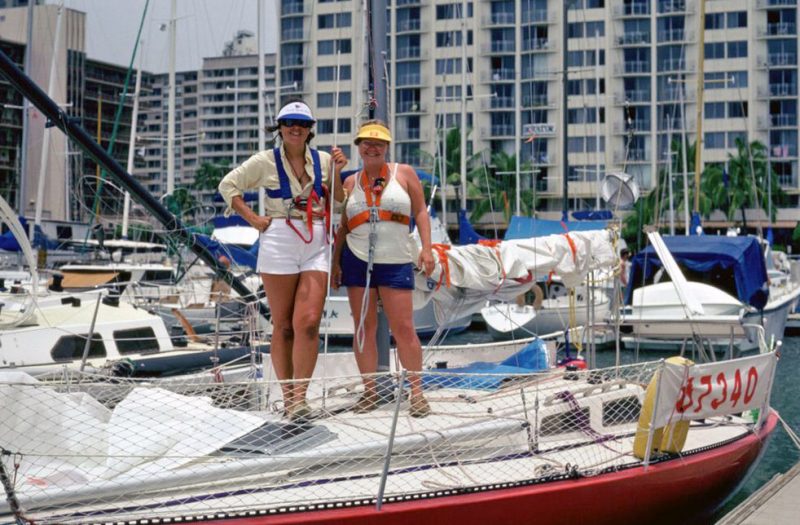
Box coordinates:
[52,0,279,73]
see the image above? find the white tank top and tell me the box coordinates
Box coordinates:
[345,163,413,264]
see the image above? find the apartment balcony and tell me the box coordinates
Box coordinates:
[483,41,516,54]
[396,18,424,33]
[485,96,516,110]
[616,32,651,46]
[481,69,516,82]
[659,59,695,72]
[395,46,429,61]
[482,12,515,27]
[396,101,425,114]
[395,128,429,141]
[659,118,694,130]
[658,0,695,15]
[483,125,516,138]
[613,120,650,134]
[757,114,798,129]
[755,0,798,8]
[396,73,424,87]
[281,28,308,42]
[767,53,798,67]
[758,22,798,37]
[658,29,695,43]
[614,61,651,74]
[521,38,554,52]
[281,2,311,16]
[613,90,651,104]
[521,95,556,108]
[522,10,557,24]
[612,3,651,17]
[613,149,649,163]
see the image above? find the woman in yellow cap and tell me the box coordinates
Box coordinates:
[332,119,435,417]
[219,99,347,420]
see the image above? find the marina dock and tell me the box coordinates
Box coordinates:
[718,460,800,524]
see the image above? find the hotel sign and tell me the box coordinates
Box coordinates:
[523,123,556,137]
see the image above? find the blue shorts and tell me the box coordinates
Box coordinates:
[341,245,414,289]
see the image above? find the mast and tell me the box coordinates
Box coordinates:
[692,0,706,215]
[34,2,64,229]
[122,46,144,239]
[19,0,35,213]
[459,0,468,211]
[514,0,521,216]
[561,0,569,220]
[0,49,268,318]
[257,0,266,215]
[166,0,177,196]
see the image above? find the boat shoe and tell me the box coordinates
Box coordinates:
[409,396,431,418]
[288,400,313,422]
[352,391,379,413]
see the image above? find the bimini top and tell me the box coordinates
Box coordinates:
[626,235,769,309]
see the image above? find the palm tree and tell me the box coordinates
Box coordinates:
[702,138,784,229]
[164,186,198,221]
[416,126,484,205]
[470,151,538,224]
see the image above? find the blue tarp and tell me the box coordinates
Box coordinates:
[572,210,613,221]
[0,217,60,251]
[422,338,549,390]
[212,215,251,228]
[503,216,608,240]
[195,234,257,270]
[625,235,769,309]
[458,209,487,245]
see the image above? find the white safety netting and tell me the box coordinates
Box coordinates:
[0,357,760,524]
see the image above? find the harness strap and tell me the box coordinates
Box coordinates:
[345,164,410,232]
[347,209,410,231]
[269,147,330,244]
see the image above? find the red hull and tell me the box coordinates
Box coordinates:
[209,412,777,525]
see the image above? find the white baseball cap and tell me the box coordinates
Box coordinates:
[277,101,315,122]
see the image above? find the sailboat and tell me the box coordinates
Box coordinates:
[0,8,780,524]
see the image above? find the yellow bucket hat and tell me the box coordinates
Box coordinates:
[354,123,392,144]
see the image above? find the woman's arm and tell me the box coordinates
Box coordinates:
[331,176,355,289]
[231,195,272,232]
[402,164,435,277]
[329,147,348,203]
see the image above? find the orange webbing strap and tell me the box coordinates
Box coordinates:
[563,232,578,263]
[431,243,452,290]
[477,239,502,248]
[346,209,411,232]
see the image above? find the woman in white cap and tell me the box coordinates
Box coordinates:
[331,120,435,418]
[219,99,347,420]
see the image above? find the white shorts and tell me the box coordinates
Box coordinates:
[256,219,330,274]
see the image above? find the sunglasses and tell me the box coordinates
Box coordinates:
[279,119,314,129]
[359,140,388,149]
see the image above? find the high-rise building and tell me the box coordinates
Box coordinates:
[276,0,800,231]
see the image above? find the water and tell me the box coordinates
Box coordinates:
[406,328,800,522]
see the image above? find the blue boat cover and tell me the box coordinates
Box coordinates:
[212,215,251,228]
[625,235,769,309]
[195,234,257,270]
[572,210,613,221]
[0,216,60,251]
[504,216,608,240]
[422,338,549,390]
[458,209,487,245]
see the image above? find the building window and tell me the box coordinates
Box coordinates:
[704,42,725,60]
[704,102,725,119]
[705,13,724,30]
[727,41,747,59]
[704,132,726,149]
[317,65,351,82]
[727,11,747,29]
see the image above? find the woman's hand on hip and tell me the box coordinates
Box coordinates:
[251,215,272,233]
[418,247,435,277]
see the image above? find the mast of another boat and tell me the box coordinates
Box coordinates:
[256,0,266,216]
[122,44,144,239]
[166,0,177,196]
[692,0,705,219]
[32,1,64,242]
[514,0,521,216]
[459,0,468,214]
